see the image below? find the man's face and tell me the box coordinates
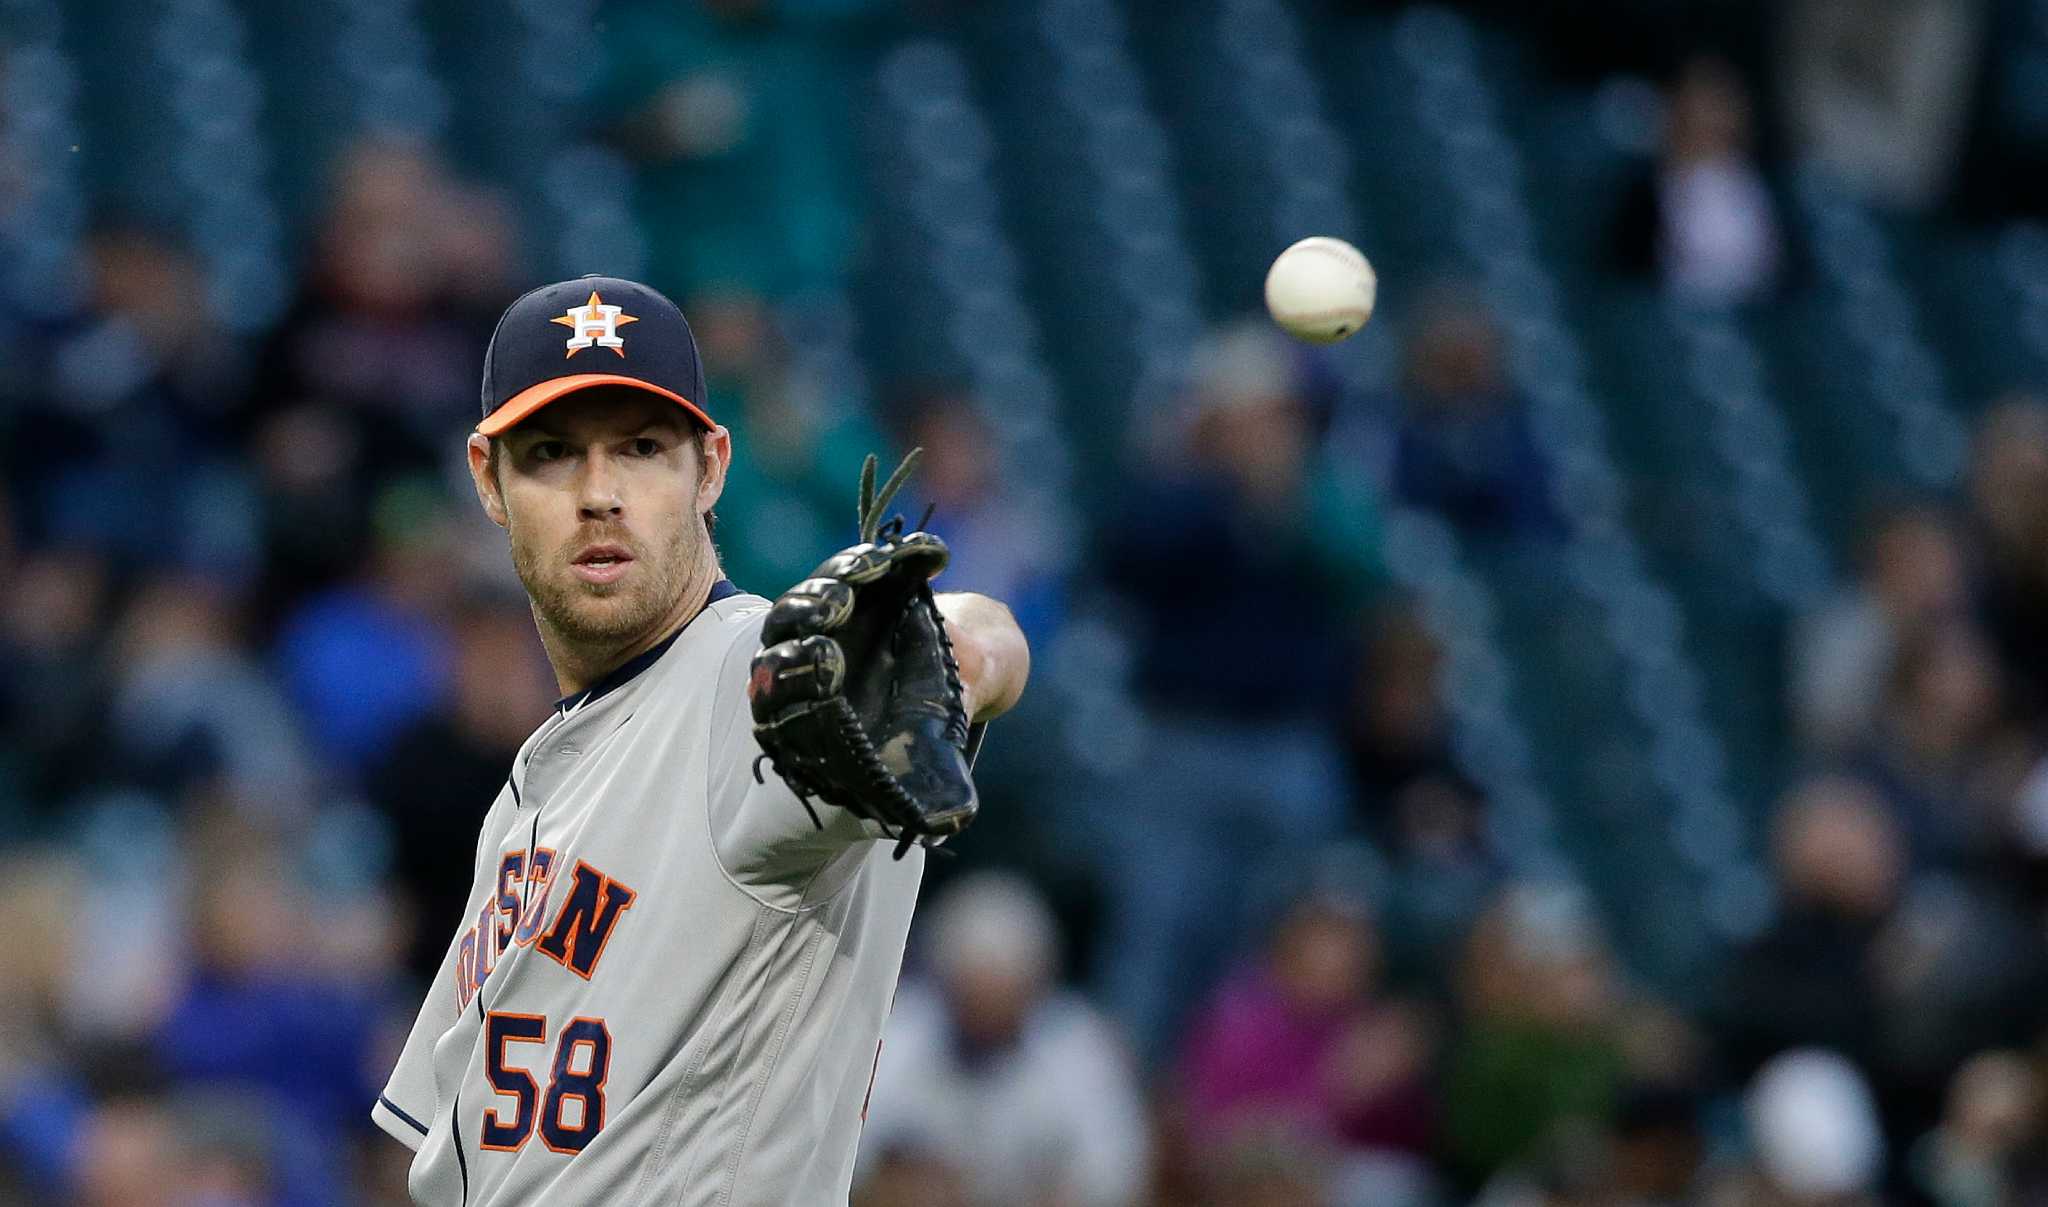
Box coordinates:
[468,389,728,652]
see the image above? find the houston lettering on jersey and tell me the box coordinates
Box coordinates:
[455,848,638,1011]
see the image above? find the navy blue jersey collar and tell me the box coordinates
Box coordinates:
[555,578,741,714]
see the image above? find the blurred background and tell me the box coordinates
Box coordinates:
[2,0,2048,1203]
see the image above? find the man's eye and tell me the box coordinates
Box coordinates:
[631,438,661,457]
[530,441,566,463]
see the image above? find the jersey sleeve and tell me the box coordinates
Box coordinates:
[372,801,504,1151]
[372,924,463,1151]
[704,606,897,910]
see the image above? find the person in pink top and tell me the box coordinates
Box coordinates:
[1177,887,1436,1164]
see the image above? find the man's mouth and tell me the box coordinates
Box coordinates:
[571,544,634,585]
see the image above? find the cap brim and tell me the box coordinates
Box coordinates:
[476,374,715,437]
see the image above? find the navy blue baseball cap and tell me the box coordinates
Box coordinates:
[477,275,715,437]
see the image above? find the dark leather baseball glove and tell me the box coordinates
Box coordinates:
[746,450,980,857]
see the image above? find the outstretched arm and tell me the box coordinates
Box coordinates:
[936,592,1030,723]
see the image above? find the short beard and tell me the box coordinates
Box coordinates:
[511,510,701,652]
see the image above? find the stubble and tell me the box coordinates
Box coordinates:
[510,508,703,651]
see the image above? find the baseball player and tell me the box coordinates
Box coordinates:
[371,275,1029,1204]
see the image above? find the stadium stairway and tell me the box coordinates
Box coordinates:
[1306,4,1778,986]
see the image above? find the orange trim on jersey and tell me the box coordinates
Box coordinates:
[535,860,637,981]
[539,1016,613,1155]
[515,847,559,947]
[479,1011,548,1153]
[453,930,479,1015]
[495,852,525,954]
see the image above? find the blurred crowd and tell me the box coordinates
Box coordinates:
[0,2,2046,1206]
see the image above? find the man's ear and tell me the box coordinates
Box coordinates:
[697,425,732,517]
[467,433,509,529]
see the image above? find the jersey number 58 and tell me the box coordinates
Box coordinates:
[479,1012,611,1154]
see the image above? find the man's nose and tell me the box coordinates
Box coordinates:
[577,452,623,519]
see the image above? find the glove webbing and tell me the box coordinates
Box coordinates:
[923,585,971,752]
[749,696,933,860]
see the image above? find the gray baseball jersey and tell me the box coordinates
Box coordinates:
[372,580,926,1205]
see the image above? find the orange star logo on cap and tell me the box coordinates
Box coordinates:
[551,291,639,358]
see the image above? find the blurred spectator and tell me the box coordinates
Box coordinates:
[242,144,512,622]
[71,1096,180,1207]
[108,574,316,810]
[897,389,1067,644]
[0,548,114,809]
[1910,1050,2045,1206]
[1703,1050,1886,1207]
[1378,773,1502,989]
[155,1088,291,1207]
[68,1084,323,1207]
[1391,290,1559,540]
[3,226,248,573]
[1443,882,1625,1188]
[59,795,186,1040]
[684,288,894,595]
[1096,321,1358,1063]
[1870,871,2048,1147]
[0,823,385,1207]
[1781,0,1987,211]
[1740,775,2048,1154]
[1719,772,2047,1147]
[1612,56,1785,306]
[1345,600,1454,809]
[1112,320,1365,717]
[1176,885,1436,1195]
[860,872,1149,1207]
[156,814,384,1121]
[249,141,511,503]
[150,812,388,1206]
[598,0,872,295]
[272,491,460,778]
[1791,504,1968,754]
[242,142,512,619]
[371,600,555,977]
[0,851,92,1198]
[247,400,379,619]
[80,226,240,433]
[1720,777,1902,1084]
[1841,620,2014,868]
[1340,599,1501,979]
[1968,396,2048,725]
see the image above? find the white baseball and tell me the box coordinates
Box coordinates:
[1264,236,1377,345]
